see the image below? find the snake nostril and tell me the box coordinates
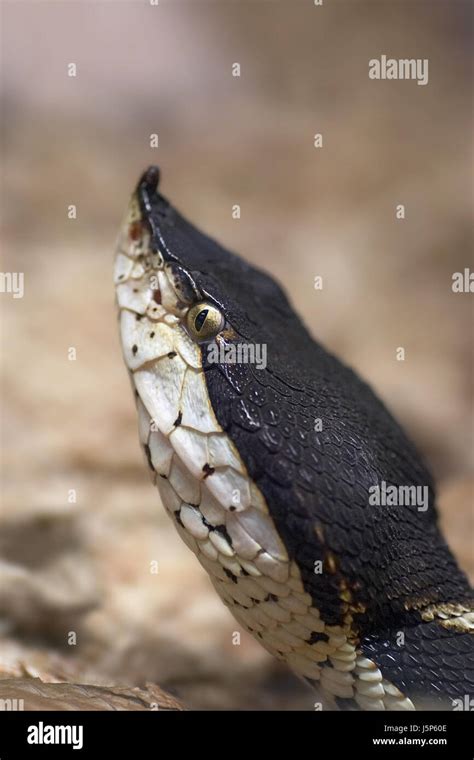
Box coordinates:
[152,289,162,304]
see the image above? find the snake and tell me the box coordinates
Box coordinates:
[114,166,474,710]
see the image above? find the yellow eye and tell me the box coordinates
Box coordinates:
[186,302,224,342]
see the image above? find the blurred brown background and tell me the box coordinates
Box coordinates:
[1,0,473,709]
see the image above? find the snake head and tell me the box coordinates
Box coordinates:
[114,165,289,561]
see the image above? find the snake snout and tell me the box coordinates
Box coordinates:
[139,165,160,194]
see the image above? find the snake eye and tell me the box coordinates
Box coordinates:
[186,302,224,342]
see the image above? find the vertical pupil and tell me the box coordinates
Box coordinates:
[195,309,209,332]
